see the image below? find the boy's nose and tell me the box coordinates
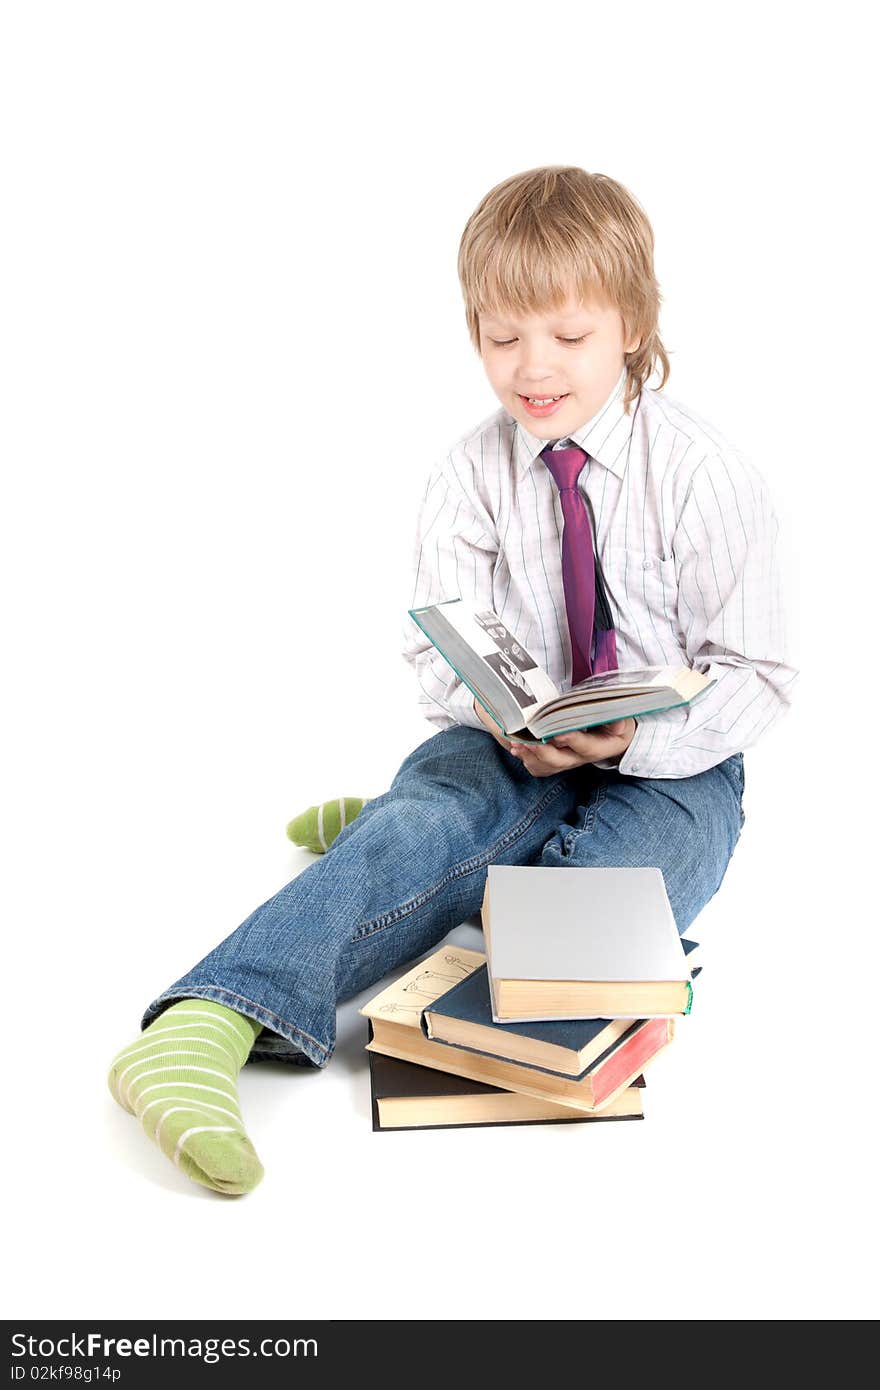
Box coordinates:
[518,360,558,384]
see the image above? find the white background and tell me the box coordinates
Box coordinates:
[2,0,877,1322]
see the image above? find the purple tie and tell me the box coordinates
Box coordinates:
[540,444,618,683]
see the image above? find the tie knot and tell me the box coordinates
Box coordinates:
[540,444,589,492]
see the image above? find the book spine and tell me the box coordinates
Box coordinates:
[367,1019,381,1132]
[590,1017,674,1110]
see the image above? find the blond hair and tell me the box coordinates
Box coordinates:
[457,166,670,413]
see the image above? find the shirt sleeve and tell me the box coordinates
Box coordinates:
[616,452,799,779]
[401,457,498,732]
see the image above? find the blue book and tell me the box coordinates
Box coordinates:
[420,942,699,1082]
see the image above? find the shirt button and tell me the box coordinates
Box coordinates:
[642,559,653,570]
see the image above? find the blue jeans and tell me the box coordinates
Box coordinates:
[143,727,746,1068]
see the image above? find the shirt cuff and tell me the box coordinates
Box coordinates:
[616,712,682,777]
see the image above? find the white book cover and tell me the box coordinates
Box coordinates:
[484,865,688,994]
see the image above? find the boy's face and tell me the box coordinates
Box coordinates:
[478,292,640,437]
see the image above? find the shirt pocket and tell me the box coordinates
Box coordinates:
[602,546,679,636]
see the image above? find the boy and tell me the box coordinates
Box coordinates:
[108,166,797,1195]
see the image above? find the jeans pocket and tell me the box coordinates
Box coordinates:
[736,754,745,827]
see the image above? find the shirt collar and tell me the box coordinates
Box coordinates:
[513,366,637,478]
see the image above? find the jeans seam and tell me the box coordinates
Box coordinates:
[561,782,607,855]
[350,775,572,942]
[153,985,330,1058]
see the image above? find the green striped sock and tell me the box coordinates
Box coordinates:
[286,796,369,853]
[108,999,264,1196]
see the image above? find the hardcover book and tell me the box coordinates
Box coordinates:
[482,864,693,1022]
[408,596,713,743]
[421,941,698,1078]
[358,945,675,1114]
[367,1026,645,1130]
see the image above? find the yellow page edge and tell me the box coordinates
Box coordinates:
[525,679,718,744]
[408,606,535,736]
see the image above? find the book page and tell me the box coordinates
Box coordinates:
[579,666,677,688]
[552,665,681,698]
[359,945,485,1029]
[535,667,705,718]
[417,599,560,717]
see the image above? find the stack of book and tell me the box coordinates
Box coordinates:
[359,864,699,1132]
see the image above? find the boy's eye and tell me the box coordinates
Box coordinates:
[490,336,588,347]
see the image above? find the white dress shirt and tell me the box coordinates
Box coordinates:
[401,365,798,778]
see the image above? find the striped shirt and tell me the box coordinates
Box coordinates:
[401,365,798,779]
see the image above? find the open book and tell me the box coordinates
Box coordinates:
[409,597,714,743]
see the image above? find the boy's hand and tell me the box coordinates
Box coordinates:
[473,697,515,750]
[510,719,637,777]
[473,699,636,775]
